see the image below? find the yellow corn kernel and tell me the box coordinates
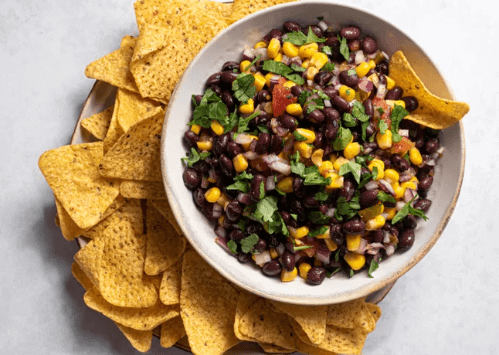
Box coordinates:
[211,120,224,135]
[254,41,267,49]
[239,99,254,114]
[409,147,423,166]
[295,128,315,144]
[368,159,384,180]
[277,176,294,193]
[385,207,397,220]
[265,72,274,87]
[376,130,393,149]
[267,38,281,59]
[197,140,213,151]
[302,58,311,69]
[294,141,313,159]
[343,142,361,160]
[344,252,366,271]
[204,187,221,203]
[274,52,283,62]
[392,182,406,200]
[253,73,266,92]
[359,203,384,221]
[368,59,376,69]
[395,100,406,109]
[241,135,258,151]
[329,153,338,163]
[240,60,252,73]
[401,181,417,191]
[385,75,395,90]
[346,234,362,251]
[299,43,318,58]
[281,267,298,282]
[315,226,330,239]
[325,172,344,190]
[333,156,350,171]
[233,154,248,173]
[294,226,310,239]
[410,176,419,184]
[324,238,338,251]
[207,176,217,184]
[286,103,303,116]
[299,263,312,279]
[356,62,370,78]
[190,124,201,135]
[339,85,356,102]
[306,66,319,81]
[269,248,279,259]
[283,80,296,89]
[311,149,324,166]
[216,193,230,207]
[384,169,400,183]
[366,215,386,230]
[310,52,329,69]
[218,215,224,227]
[283,42,299,57]
[319,160,334,175]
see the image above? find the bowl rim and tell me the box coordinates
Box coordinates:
[160,0,466,305]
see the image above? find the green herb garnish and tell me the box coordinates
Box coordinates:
[392,196,428,224]
[181,148,210,167]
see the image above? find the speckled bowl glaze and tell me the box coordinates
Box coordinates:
[161,0,465,305]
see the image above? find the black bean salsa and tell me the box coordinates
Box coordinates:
[182,18,442,285]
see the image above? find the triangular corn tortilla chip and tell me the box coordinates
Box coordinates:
[295,337,339,355]
[180,250,240,355]
[116,323,153,353]
[389,51,469,129]
[365,303,382,323]
[159,260,182,305]
[39,142,120,229]
[85,36,139,92]
[230,0,297,22]
[144,200,186,275]
[258,343,295,353]
[71,262,95,291]
[326,299,375,332]
[121,180,166,199]
[151,199,182,235]
[103,98,124,153]
[54,198,85,241]
[115,89,163,132]
[160,316,186,348]
[99,110,164,181]
[234,290,261,342]
[81,105,114,141]
[315,324,368,355]
[74,237,106,288]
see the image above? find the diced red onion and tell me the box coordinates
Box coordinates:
[243,151,259,160]
[317,20,328,31]
[281,55,291,66]
[316,244,331,264]
[285,240,296,253]
[325,207,336,218]
[201,176,210,189]
[426,159,436,166]
[253,48,268,61]
[399,129,409,138]
[282,136,296,153]
[367,242,385,255]
[249,139,258,152]
[376,83,387,99]
[381,212,389,220]
[254,250,271,266]
[358,78,374,93]
[367,52,378,60]
[396,201,406,211]
[324,99,332,107]
[266,175,276,191]
[365,180,379,191]
[437,147,445,155]
[294,252,303,263]
[269,75,282,90]
[385,244,395,256]
[379,179,395,196]
[271,118,289,137]
[215,236,230,253]
[307,79,314,86]
[214,225,227,238]
[354,50,366,65]
[242,47,255,61]
[212,203,223,219]
[208,169,217,181]
[383,231,391,244]
[334,84,342,90]
[431,152,440,160]
[355,238,368,254]
[269,160,291,175]
[399,172,412,182]
[407,167,416,177]
[234,133,252,144]
[291,56,302,66]
[237,192,252,205]
[404,188,417,203]
[332,66,341,76]
[276,243,285,256]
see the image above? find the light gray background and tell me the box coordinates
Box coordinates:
[0,0,497,354]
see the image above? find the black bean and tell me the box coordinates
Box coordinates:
[183,130,199,149]
[339,70,360,87]
[372,229,384,243]
[414,198,432,213]
[391,155,410,171]
[307,267,327,285]
[219,154,234,177]
[254,111,270,127]
[366,68,376,77]
[263,29,283,43]
[192,95,203,107]
[207,84,222,96]
[325,121,339,140]
[283,21,303,33]
[206,157,219,168]
[330,224,344,245]
[342,219,366,234]
[291,85,304,97]
[255,90,271,105]
[348,39,361,51]
[415,132,425,149]
[363,99,374,117]
[361,36,377,54]
[308,25,323,38]
[262,260,282,276]
[280,211,293,224]
[193,188,205,208]
[385,86,403,100]
[365,121,376,138]
[398,229,415,252]
[314,132,324,148]
[376,61,389,76]
[255,132,270,155]
[322,86,337,100]
[280,114,298,131]
[221,61,239,72]
[269,135,283,155]
[238,253,251,263]
[213,133,229,156]
[254,238,267,253]
[314,71,333,86]
[332,95,350,112]
[402,96,419,112]
[193,160,209,173]
[307,109,325,125]
[340,178,355,202]
[206,72,222,86]
[226,201,243,221]
[293,177,304,198]
[351,130,360,142]
[339,26,360,40]
[324,36,342,62]
[403,215,418,229]
[424,138,440,154]
[323,107,340,123]
[182,168,201,189]
[246,223,263,235]
[303,196,320,209]
[221,71,238,84]
[250,174,266,201]
[381,157,392,170]
[419,176,433,192]
[289,199,305,221]
[230,229,244,242]
[360,189,379,209]
[378,74,387,86]
[221,91,236,111]
[282,251,296,271]
[227,141,243,158]
[383,224,399,239]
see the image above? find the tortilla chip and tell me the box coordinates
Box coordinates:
[295,337,339,355]
[151,199,182,235]
[81,105,114,141]
[238,298,295,350]
[159,260,182,305]
[389,51,469,129]
[71,262,94,291]
[258,343,295,353]
[289,316,313,346]
[180,250,240,355]
[160,316,186,348]
[116,323,153,353]
[230,0,297,22]
[39,142,120,229]
[99,110,164,181]
[84,286,179,330]
[365,303,382,323]
[144,200,186,275]
[98,219,158,308]
[271,301,327,345]
[121,180,166,199]
[74,237,106,288]
[316,325,367,355]
[115,88,163,132]
[85,36,138,92]
[234,290,261,341]
[103,99,124,153]
[326,299,375,332]
[54,198,85,241]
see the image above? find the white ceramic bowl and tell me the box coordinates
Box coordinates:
[161,0,465,305]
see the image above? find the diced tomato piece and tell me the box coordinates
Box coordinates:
[390,137,415,155]
[372,97,391,127]
[278,77,287,86]
[272,84,296,117]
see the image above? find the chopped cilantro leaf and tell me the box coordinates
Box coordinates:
[338,161,362,184]
[290,213,298,220]
[377,191,396,204]
[284,73,305,85]
[232,73,256,104]
[257,125,269,133]
[283,31,308,46]
[309,226,328,237]
[315,191,329,202]
[378,119,388,134]
[361,120,370,141]
[191,95,198,107]
[305,27,327,44]
[262,60,305,85]
[303,165,331,186]
[298,91,312,106]
[293,131,307,141]
[334,249,340,263]
[336,192,361,219]
[355,155,372,168]
[291,63,306,72]
[327,267,342,278]
[181,148,210,167]
[227,240,238,254]
[390,104,409,143]
[259,181,265,200]
[333,126,353,150]
[338,35,350,61]
[275,187,286,195]
[403,153,410,163]
[351,101,369,122]
[392,196,428,224]
[244,54,261,71]
[306,99,325,114]
[322,46,332,55]
[240,233,259,253]
[321,62,335,73]
[349,269,355,277]
[308,211,330,224]
[226,180,250,193]
[237,110,260,133]
[342,112,357,127]
[347,69,357,76]
[235,171,254,180]
[190,89,229,128]
[372,166,378,180]
[377,107,384,114]
[253,195,279,223]
[237,219,247,233]
[294,245,313,251]
[368,258,380,278]
[290,151,306,177]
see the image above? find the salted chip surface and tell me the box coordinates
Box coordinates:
[258,343,295,353]
[365,303,382,323]
[316,324,367,355]
[85,36,138,92]
[238,298,295,350]
[144,201,186,275]
[39,142,120,229]
[103,99,124,153]
[295,337,339,355]
[234,290,261,341]
[74,237,106,288]
[121,180,166,199]
[81,105,114,141]
[326,299,375,332]
[115,89,163,132]
[55,198,85,241]
[389,51,469,129]
[98,219,158,308]
[151,199,182,235]
[160,316,186,348]
[116,323,153,353]
[159,260,182,305]
[99,111,164,181]
[71,262,94,291]
[271,301,327,345]
[180,250,240,355]
[230,0,297,22]
[84,287,179,330]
